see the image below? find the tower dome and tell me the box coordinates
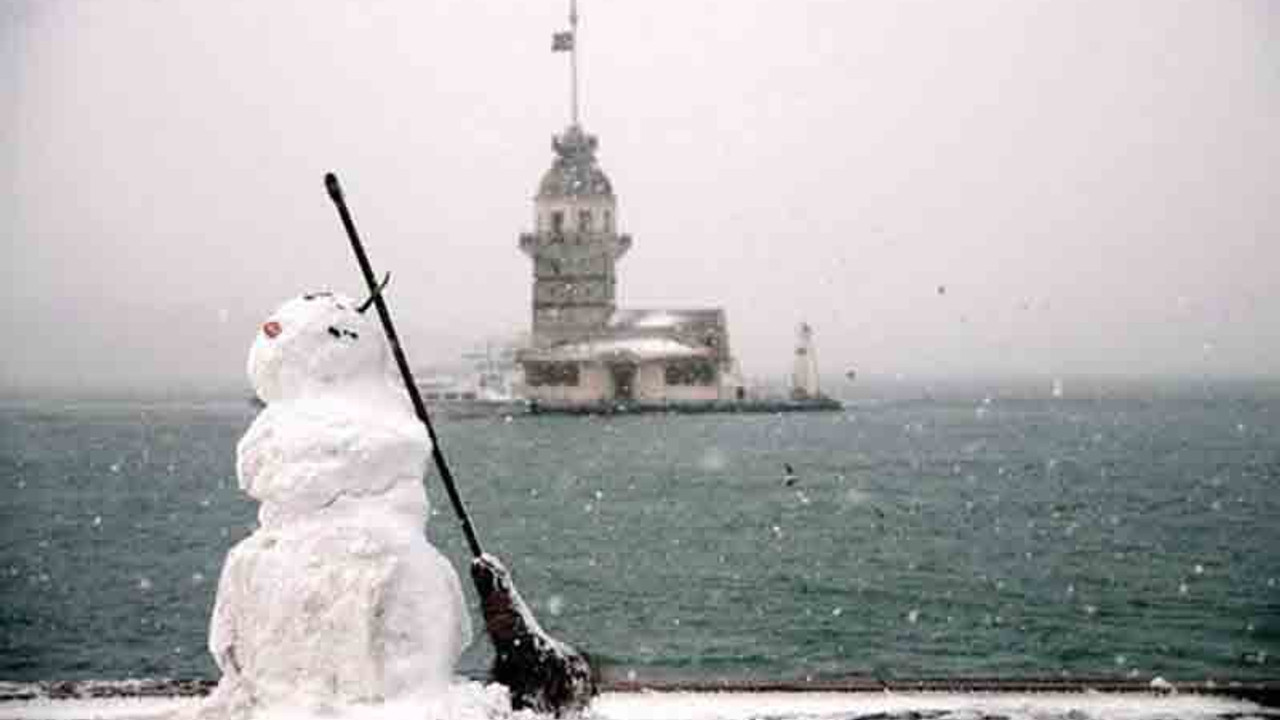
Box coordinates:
[538,125,613,198]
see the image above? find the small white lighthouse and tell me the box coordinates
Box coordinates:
[791,322,822,400]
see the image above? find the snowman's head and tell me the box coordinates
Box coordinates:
[247,292,386,404]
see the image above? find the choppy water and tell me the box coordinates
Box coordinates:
[1,378,1278,687]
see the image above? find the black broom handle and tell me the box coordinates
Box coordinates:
[325,172,484,559]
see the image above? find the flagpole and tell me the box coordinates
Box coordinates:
[570,0,579,127]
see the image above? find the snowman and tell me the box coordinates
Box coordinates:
[198,291,471,717]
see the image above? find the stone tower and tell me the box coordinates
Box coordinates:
[519,0,632,348]
[518,125,632,347]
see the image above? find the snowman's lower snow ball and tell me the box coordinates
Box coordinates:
[195,293,473,718]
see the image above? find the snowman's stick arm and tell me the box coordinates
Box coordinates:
[324,172,484,559]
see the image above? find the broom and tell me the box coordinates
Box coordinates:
[324,172,595,714]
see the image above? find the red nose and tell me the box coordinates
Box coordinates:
[263,321,282,339]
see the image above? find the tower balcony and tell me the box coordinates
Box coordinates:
[519,231,632,259]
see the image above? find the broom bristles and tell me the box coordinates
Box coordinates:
[471,554,596,715]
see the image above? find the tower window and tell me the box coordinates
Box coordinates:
[526,362,580,387]
[551,211,564,234]
[665,359,717,386]
[578,209,592,232]
[604,210,612,232]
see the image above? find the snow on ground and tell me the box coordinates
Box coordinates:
[0,691,1272,720]
[592,690,1272,720]
[0,681,517,720]
[0,697,197,720]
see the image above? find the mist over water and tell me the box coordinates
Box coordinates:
[3,0,1279,392]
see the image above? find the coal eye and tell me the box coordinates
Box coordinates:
[327,327,342,338]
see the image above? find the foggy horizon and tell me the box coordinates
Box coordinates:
[3,0,1277,394]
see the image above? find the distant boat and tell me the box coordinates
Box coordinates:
[416,343,528,419]
[1051,378,1064,399]
[416,376,526,419]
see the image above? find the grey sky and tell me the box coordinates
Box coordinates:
[3,0,1277,392]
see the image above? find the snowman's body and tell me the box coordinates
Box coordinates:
[202,293,470,716]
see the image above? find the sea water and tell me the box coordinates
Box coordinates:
[1,377,1277,688]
